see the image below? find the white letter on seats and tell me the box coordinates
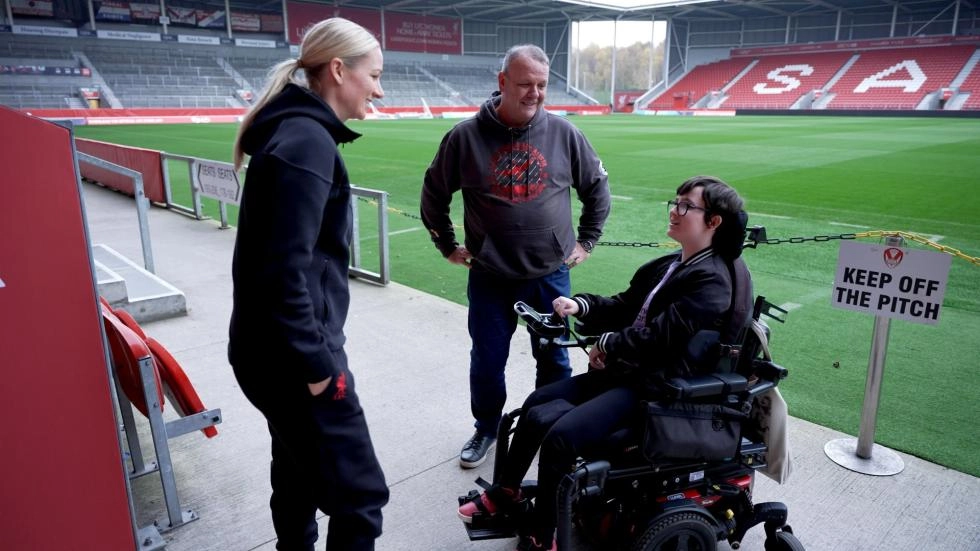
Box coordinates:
[854,60,926,93]
[753,64,814,95]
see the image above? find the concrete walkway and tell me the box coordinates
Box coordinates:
[81,183,980,551]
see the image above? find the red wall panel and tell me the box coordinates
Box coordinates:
[75,138,167,203]
[0,106,135,550]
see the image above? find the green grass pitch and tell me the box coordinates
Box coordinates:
[74,115,980,476]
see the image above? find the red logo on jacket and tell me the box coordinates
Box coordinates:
[332,372,347,400]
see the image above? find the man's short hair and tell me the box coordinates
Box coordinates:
[501,44,549,73]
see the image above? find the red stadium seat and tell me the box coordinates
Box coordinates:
[827,45,975,110]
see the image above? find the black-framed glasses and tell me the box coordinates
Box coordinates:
[667,199,708,216]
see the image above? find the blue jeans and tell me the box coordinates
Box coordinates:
[467,265,572,436]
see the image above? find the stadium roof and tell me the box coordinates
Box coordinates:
[237,0,973,25]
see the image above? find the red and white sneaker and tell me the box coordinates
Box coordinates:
[457,486,520,523]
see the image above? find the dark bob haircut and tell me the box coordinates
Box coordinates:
[676,175,748,260]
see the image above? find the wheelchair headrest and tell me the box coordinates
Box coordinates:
[723,257,754,344]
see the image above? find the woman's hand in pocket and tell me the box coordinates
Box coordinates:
[308,377,333,396]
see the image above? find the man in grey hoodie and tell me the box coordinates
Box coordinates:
[421,44,612,471]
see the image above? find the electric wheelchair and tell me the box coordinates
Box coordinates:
[459,232,804,551]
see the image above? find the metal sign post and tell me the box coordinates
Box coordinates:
[824,235,952,475]
[824,312,904,475]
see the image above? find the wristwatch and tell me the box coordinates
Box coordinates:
[578,240,594,254]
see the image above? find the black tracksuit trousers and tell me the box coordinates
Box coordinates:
[234,356,389,551]
[498,370,639,541]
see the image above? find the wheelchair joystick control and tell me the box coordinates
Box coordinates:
[514,301,566,339]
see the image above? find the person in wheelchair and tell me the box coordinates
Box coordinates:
[457,175,751,551]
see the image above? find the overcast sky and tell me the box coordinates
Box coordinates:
[572,20,668,49]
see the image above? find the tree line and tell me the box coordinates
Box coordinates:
[570,41,665,99]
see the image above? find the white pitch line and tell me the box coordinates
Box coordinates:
[359,227,422,241]
[750,212,793,220]
[389,227,422,236]
[828,221,867,229]
[778,302,802,313]
[774,288,829,317]
[611,194,633,200]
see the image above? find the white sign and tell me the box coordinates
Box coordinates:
[178,34,220,45]
[832,240,951,325]
[192,160,241,205]
[13,25,78,37]
[235,38,276,48]
[97,29,161,42]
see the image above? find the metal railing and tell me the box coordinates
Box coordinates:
[160,152,390,284]
[77,151,155,273]
[349,186,390,285]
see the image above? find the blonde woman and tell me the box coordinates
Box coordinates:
[228,18,388,550]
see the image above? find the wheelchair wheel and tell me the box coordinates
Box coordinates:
[764,526,805,551]
[631,511,716,551]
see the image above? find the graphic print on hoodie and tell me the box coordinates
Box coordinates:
[489,140,549,203]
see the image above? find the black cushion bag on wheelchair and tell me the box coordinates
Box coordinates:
[641,400,747,462]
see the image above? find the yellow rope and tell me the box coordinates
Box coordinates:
[855,231,980,266]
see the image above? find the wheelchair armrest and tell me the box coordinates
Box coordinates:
[662,373,749,400]
[714,372,749,393]
[744,360,788,399]
[753,359,788,382]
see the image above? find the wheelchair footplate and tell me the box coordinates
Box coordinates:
[458,480,536,541]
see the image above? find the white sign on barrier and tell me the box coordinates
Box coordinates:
[831,241,951,325]
[192,160,241,206]
[178,34,220,45]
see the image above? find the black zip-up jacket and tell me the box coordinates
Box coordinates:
[421,93,611,279]
[573,248,751,382]
[228,84,358,385]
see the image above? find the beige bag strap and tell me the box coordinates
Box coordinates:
[750,319,771,361]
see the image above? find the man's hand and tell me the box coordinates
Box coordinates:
[564,241,591,268]
[308,377,332,397]
[552,296,580,318]
[448,246,473,268]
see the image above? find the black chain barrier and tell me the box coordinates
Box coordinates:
[596,228,859,249]
[365,198,979,266]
